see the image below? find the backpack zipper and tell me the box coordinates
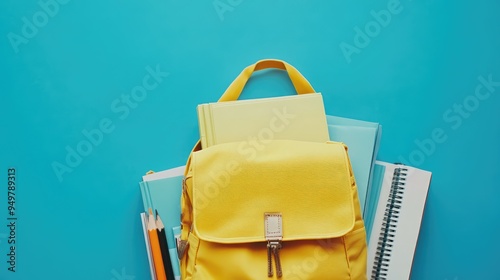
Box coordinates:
[267,240,283,277]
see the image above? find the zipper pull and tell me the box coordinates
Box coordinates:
[267,241,273,277]
[272,241,283,277]
[267,241,283,277]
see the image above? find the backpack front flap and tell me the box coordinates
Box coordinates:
[190,140,356,243]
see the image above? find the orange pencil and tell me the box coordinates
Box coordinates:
[148,208,167,280]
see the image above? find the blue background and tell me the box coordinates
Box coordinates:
[1,0,499,279]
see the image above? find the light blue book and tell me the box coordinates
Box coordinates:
[326,115,382,215]
[140,166,185,280]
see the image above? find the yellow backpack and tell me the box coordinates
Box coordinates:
[179,60,367,279]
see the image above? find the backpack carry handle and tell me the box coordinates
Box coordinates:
[184,59,315,177]
[218,59,316,102]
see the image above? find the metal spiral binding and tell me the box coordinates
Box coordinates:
[371,167,408,280]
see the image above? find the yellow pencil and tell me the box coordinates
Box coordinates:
[148,208,167,280]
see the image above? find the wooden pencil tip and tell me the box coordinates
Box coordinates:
[149,208,153,215]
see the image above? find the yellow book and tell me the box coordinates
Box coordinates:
[197,94,329,148]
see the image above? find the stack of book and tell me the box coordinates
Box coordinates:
[138,93,432,280]
[139,167,185,280]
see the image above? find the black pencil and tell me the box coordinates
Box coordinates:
[155,210,175,280]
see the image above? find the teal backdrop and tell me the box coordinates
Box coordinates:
[1,0,499,279]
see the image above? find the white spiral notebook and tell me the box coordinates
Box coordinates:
[366,161,432,280]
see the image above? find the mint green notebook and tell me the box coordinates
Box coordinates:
[326,115,382,215]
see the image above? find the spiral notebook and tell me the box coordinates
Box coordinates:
[366,161,432,280]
